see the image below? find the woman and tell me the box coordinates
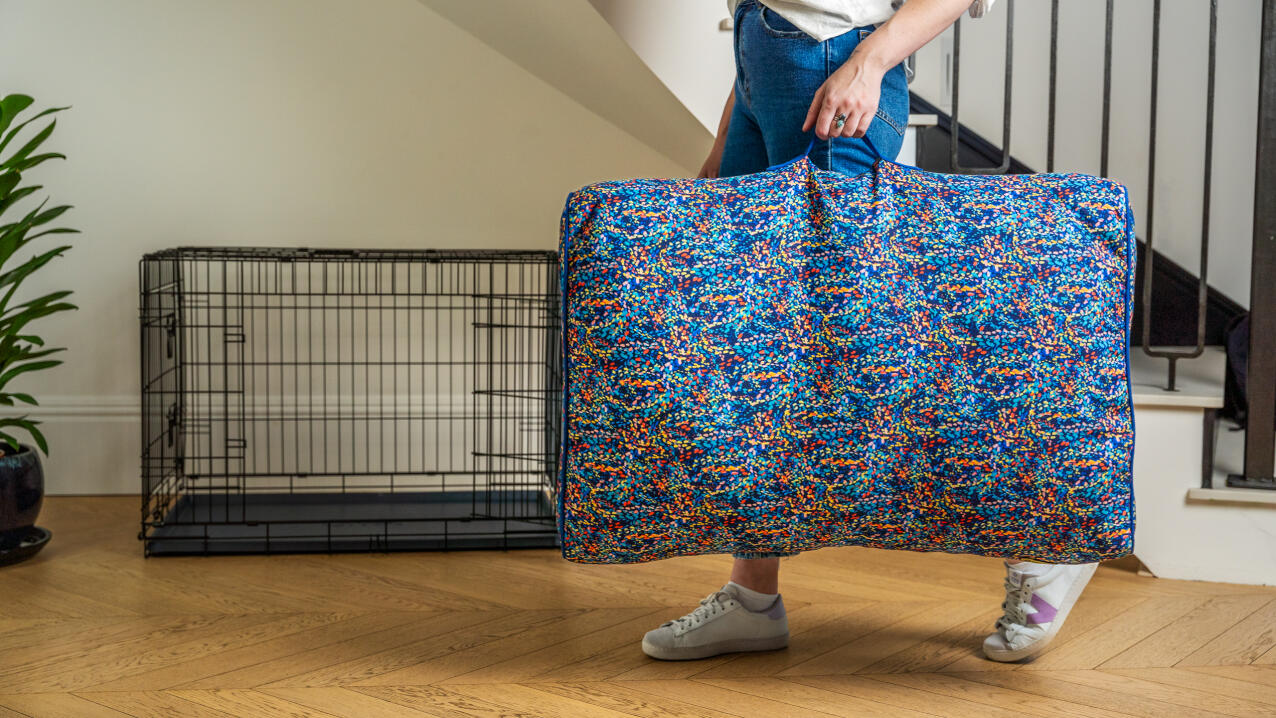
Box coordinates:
[642,0,1100,664]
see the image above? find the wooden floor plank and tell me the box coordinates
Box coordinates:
[1176,598,1276,666]
[1181,664,1276,688]
[0,616,158,660]
[948,670,1237,718]
[343,608,661,687]
[252,609,518,688]
[259,687,438,717]
[1,614,281,691]
[855,606,1003,674]
[168,689,345,717]
[169,611,479,690]
[0,693,132,718]
[73,690,239,717]
[779,601,992,676]
[697,676,936,717]
[0,570,141,619]
[621,678,843,718]
[1101,667,1276,709]
[439,683,641,718]
[442,608,673,684]
[1100,594,1275,669]
[82,612,388,692]
[787,673,1022,718]
[528,681,740,718]
[686,601,880,679]
[866,672,1137,718]
[1035,668,1276,717]
[8,613,323,693]
[288,555,509,612]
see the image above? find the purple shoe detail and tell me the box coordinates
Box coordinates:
[764,596,786,619]
[1026,593,1058,624]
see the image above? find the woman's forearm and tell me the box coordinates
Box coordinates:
[699,83,737,177]
[854,0,973,75]
[714,85,736,147]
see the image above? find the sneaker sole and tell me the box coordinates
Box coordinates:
[641,633,789,661]
[983,561,1100,663]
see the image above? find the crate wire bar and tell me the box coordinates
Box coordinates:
[139,247,562,555]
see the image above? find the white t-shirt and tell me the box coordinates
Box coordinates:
[726,0,995,42]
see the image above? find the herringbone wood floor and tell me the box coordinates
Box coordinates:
[1,497,1274,717]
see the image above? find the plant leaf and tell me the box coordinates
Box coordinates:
[0,184,40,217]
[30,203,71,228]
[0,247,71,294]
[12,152,65,173]
[0,359,61,389]
[1,119,56,170]
[24,228,78,241]
[0,96,34,138]
[26,422,47,455]
[0,106,68,159]
[0,171,18,199]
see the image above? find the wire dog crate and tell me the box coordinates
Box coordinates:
[139,247,561,556]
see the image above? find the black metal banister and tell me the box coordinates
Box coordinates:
[1229,0,1276,490]
[1139,0,1216,392]
[949,0,1014,174]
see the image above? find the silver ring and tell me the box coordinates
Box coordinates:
[834,113,847,130]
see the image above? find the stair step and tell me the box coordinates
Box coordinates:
[1207,413,1276,495]
[1187,486,1276,506]
[1130,345,1225,408]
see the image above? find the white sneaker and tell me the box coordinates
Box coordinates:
[983,561,1099,662]
[641,584,789,661]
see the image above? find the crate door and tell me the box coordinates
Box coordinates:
[471,259,560,521]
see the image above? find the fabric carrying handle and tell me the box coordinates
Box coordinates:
[767,121,903,172]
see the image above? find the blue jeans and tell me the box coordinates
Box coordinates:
[723,0,910,561]
[720,0,910,179]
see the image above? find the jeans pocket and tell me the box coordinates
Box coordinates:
[874,103,907,137]
[759,6,810,38]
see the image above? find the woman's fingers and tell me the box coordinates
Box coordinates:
[802,86,825,134]
[832,109,860,139]
[817,92,843,139]
[806,81,881,140]
[852,110,873,138]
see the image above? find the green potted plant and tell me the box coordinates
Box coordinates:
[0,94,78,566]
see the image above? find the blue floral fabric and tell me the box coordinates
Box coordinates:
[556,155,1137,565]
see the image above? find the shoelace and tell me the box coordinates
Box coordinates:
[994,574,1036,642]
[664,591,735,634]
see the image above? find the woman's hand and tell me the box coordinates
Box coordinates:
[802,0,976,141]
[802,55,885,141]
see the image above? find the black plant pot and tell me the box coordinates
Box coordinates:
[0,444,49,564]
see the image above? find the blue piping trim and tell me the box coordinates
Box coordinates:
[1120,184,1138,556]
[556,196,573,555]
[766,137,816,171]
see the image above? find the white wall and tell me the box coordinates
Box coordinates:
[588,0,737,133]
[422,0,714,169]
[0,0,688,494]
